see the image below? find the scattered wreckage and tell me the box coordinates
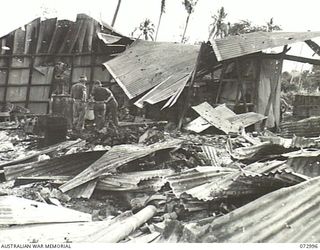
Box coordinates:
[1,15,320,243]
[0,100,319,243]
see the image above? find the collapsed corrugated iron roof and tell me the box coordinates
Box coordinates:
[3,150,106,181]
[103,31,320,109]
[103,40,201,107]
[59,139,183,193]
[210,31,320,61]
[161,176,320,243]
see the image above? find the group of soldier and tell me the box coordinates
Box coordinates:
[70,75,118,132]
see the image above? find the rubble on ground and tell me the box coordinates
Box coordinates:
[0,108,320,243]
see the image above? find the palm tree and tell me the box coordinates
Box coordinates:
[208,7,228,40]
[132,19,155,41]
[181,0,198,43]
[267,18,281,32]
[111,0,122,27]
[155,0,166,41]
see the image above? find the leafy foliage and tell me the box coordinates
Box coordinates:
[132,19,155,41]
[208,7,281,39]
[208,7,228,39]
[181,0,199,43]
[183,0,198,14]
[229,18,281,35]
[161,0,166,14]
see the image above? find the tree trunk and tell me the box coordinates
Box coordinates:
[111,0,122,27]
[181,14,190,43]
[155,12,163,41]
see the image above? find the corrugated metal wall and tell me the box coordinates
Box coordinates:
[0,14,126,114]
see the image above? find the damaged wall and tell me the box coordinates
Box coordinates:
[0,14,130,114]
[257,58,281,128]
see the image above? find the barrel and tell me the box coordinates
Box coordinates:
[51,94,73,128]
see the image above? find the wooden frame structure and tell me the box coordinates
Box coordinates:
[0,14,130,114]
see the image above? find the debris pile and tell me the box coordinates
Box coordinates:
[0,105,319,244]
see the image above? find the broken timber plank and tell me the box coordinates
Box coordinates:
[0,196,91,225]
[59,139,182,193]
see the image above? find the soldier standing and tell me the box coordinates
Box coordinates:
[70,75,87,131]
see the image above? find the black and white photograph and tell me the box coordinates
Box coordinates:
[0,0,319,248]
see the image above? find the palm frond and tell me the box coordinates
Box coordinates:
[161,0,166,13]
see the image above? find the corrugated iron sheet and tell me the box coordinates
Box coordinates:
[211,31,320,61]
[103,40,199,100]
[228,141,277,160]
[280,116,320,138]
[0,211,134,243]
[66,179,98,199]
[169,160,288,201]
[176,176,320,243]
[134,72,191,108]
[187,102,266,134]
[282,149,320,158]
[305,40,320,56]
[3,150,106,181]
[0,139,84,169]
[97,169,174,191]
[59,139,183,193]
[201,146,220,167]
[259,135,320,148]
[286,157,320,178]
[166,167,236,197]
[191,103,237,134]
[0,196,91,225]
[97,33,123,44]
[184,116,211,133]
[0,14,123,54]
[0,221,116,243]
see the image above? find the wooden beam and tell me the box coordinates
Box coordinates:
[254,57,261,112]
[25,55,35,108]
[177,43,204,130]
[215,63,227,104]
[262,53,320,65]
[262,45,287,129]
[3,54,12,103]
[235,59,247,112]
[283,54,320,65]
[305,40,320,56]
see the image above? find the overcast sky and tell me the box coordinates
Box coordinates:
[1,0,320,71]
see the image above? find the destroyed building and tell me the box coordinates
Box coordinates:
[104,31,320,130]
[0,13,131,114]
[1,14,320,244]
